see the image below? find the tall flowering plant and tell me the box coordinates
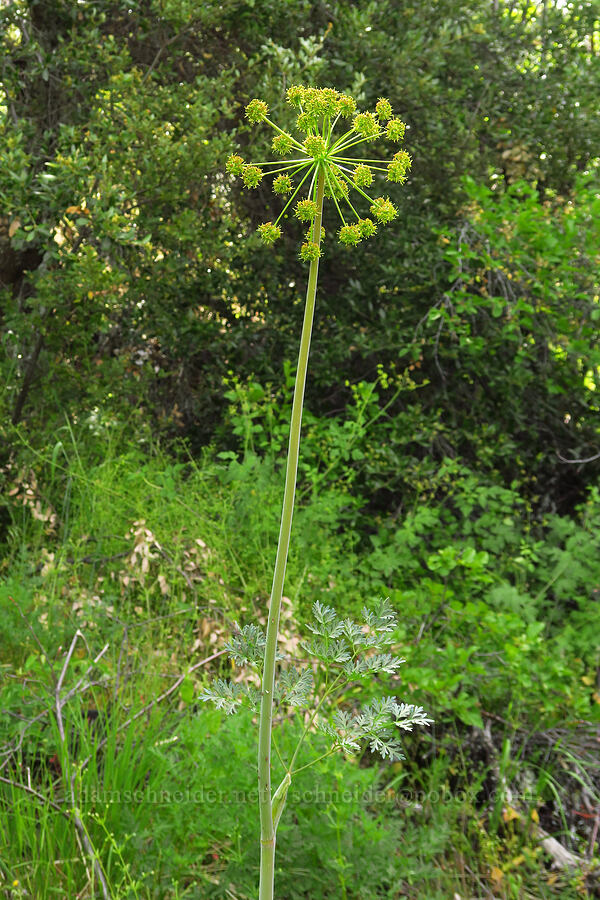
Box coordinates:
[203,86,431,900]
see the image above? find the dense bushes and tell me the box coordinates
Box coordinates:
[1,420,599,896]
[1,0,599,512]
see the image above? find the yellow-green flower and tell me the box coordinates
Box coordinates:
[258,222,282,244]
[272,132,294,155]
[242,165,263,188]
[273,174,293,194]
[339,224,362,245]
[296,111,314,133]
[245,99,269,123]
[295,199,318,222]
[304,135,327,158]
[286,84,306,107]
[387,150,412,183]
[226,154,245,176]
[386,118,406,142]
[375,98,393,121]
[358,217,377,238]
[352,111,380,140]
[300,241,321,261]
[353,164,373,188]
[226,85,410,256]
[338,94,357,118]
[370,196,398,223]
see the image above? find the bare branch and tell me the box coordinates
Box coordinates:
[557,449,600,464]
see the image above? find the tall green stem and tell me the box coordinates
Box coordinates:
[258,166,326,900]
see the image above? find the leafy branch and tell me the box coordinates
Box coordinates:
[199,597,432,766]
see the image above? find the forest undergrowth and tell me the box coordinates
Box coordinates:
[1,411,599,899]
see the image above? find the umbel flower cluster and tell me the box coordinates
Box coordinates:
[226,85,412,261]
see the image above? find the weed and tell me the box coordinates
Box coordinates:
[206,85,430,900]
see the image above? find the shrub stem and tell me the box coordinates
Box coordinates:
[258,165,325,900]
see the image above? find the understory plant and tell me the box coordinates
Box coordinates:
[201,85,432,900]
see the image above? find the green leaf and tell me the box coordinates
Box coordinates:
[272,772,291,829]
[225,622,266,666]
[180,678,195,704]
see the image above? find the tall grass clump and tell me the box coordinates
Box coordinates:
[201,85,432,900]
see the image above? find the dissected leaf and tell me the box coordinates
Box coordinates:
[276,666,313,707]
[225,621,266,666]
